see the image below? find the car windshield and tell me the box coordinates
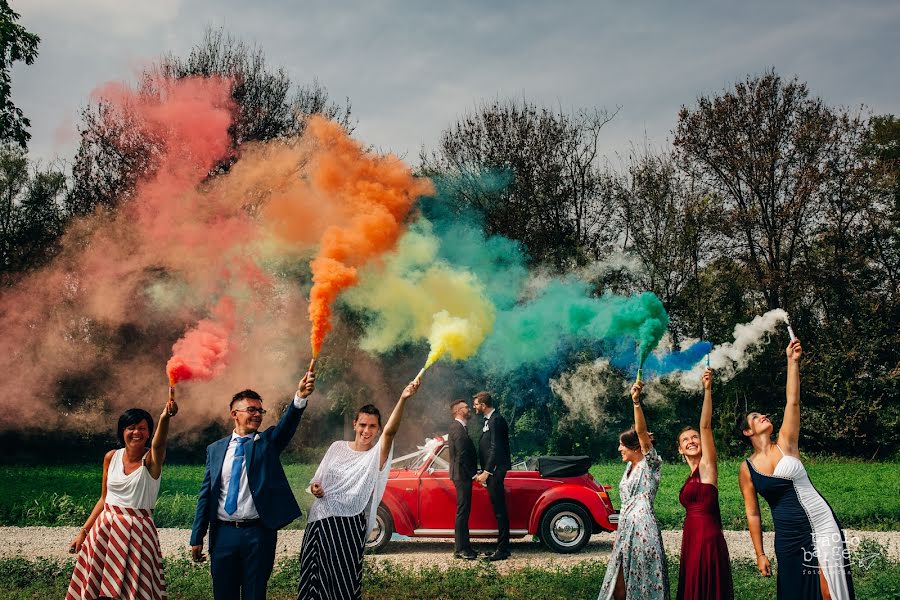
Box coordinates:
[391,436,446,471]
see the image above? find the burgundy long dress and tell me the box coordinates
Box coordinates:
[677,467,733,600]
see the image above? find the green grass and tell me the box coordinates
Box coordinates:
[590,459,900,530]
[2,549,898,600]
[0,460,897,530]
[0,464,316,529]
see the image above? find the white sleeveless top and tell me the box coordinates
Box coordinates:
[307,439,394,535]
[105,448,162,510]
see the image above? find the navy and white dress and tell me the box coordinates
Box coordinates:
[747,445,855,599]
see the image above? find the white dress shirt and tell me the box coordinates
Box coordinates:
[216,393,308,521]
[455,417,468,428]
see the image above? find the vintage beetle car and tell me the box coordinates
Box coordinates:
[366,436,619,554]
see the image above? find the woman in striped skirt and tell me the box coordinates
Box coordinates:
[66,393,178,600]
[297,378,421,600]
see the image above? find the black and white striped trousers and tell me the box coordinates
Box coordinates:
[297,512,367,600]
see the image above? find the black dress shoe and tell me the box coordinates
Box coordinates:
[453,550,477,560]
[486,551,511,561]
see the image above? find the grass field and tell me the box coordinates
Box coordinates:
[2,549,898,599]
[590,458,900,530]
[0,460,897,530]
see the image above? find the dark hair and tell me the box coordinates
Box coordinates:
[449,398,467,413]
[231,389,263,409]
[734,411,753,445]
[619,428,641,451]
[472,391,492,407]
[355,404,382,428]
[117,409,154,447]
[619,427,656,451]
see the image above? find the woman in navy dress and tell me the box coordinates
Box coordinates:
[737,339,854,599]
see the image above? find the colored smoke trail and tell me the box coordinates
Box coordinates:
[424,310,486,368]
[304,117,434,356]
[678,309,789,391]
[609,339,713,379]
[166,296,236,384]
[342,218,495,367]
[477,279,669,376]
[418,181,672,378]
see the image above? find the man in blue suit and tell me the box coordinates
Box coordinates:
[190,372,315,600]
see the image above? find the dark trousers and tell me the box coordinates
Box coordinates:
[453,478,473,552]
[210,522,277,600]
[486,470,510,553]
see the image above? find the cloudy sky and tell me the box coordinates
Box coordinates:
[12,0,900,168]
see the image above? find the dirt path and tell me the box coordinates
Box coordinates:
[3,527,898,573]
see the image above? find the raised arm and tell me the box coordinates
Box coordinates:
[146,394,178,479]
[631,381,653,453]
[69,450,114,554]
[272,371,315,452]
[379,379,421,469]
[698,368,718,485]
[777,338,802,454]
[739,461,771,577]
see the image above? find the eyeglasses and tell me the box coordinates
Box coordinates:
[234,407,267,416]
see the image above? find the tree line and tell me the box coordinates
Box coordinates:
[1,15,896,460]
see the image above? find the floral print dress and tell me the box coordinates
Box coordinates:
[598,447,669,600]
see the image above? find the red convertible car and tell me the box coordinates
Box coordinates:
[366,436,619,554]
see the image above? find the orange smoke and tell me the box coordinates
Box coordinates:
[303,117,434,356]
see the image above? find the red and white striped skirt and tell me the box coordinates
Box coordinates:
[66,503,167,600]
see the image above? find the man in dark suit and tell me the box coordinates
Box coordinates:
[473,390,511,561]
[189,372,315,600]
[447,398,478,560]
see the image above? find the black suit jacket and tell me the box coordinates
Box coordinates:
[448,420,477,482]
[479,410,511,474]
[190,400,306,547]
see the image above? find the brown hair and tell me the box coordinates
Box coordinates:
[449,398,467,413]
[472,391,492,407]
[677,425,699,447]
[619,428,641,451]
[734,412,753,445]
[619,427,656,451]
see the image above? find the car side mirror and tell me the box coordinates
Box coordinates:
[427,466,435,475]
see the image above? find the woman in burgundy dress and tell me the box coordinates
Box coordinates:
[676,368,733,600]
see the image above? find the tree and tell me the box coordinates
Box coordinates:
[422,99,616,268]
[68,27,353,216]
[0,144,67,284]
[0,0,40,148]
[612,146,720,338]
[674,71,837,312]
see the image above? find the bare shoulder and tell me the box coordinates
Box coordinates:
[104,449,117,462]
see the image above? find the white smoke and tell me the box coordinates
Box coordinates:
[522,252,644,299]
[677,308,790,391]
[550,358,615,425]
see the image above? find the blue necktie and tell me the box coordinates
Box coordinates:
[224,437,251,515]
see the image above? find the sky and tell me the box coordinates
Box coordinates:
[12,0,900,169]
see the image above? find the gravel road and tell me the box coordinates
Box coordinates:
[3,527,897,573]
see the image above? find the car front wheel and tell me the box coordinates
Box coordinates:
[365,504,394,553]
[539,501,592,554]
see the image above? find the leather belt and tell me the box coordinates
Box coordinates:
[218,518,261,528]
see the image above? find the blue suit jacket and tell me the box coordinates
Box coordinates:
[190,400,305,546]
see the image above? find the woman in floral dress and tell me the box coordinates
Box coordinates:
[598,380,669,600]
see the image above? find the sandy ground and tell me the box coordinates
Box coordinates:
[2,527,898,573]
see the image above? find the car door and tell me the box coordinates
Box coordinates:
[416,444,496,533]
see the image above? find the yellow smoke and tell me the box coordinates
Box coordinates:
[343,219,495,367]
